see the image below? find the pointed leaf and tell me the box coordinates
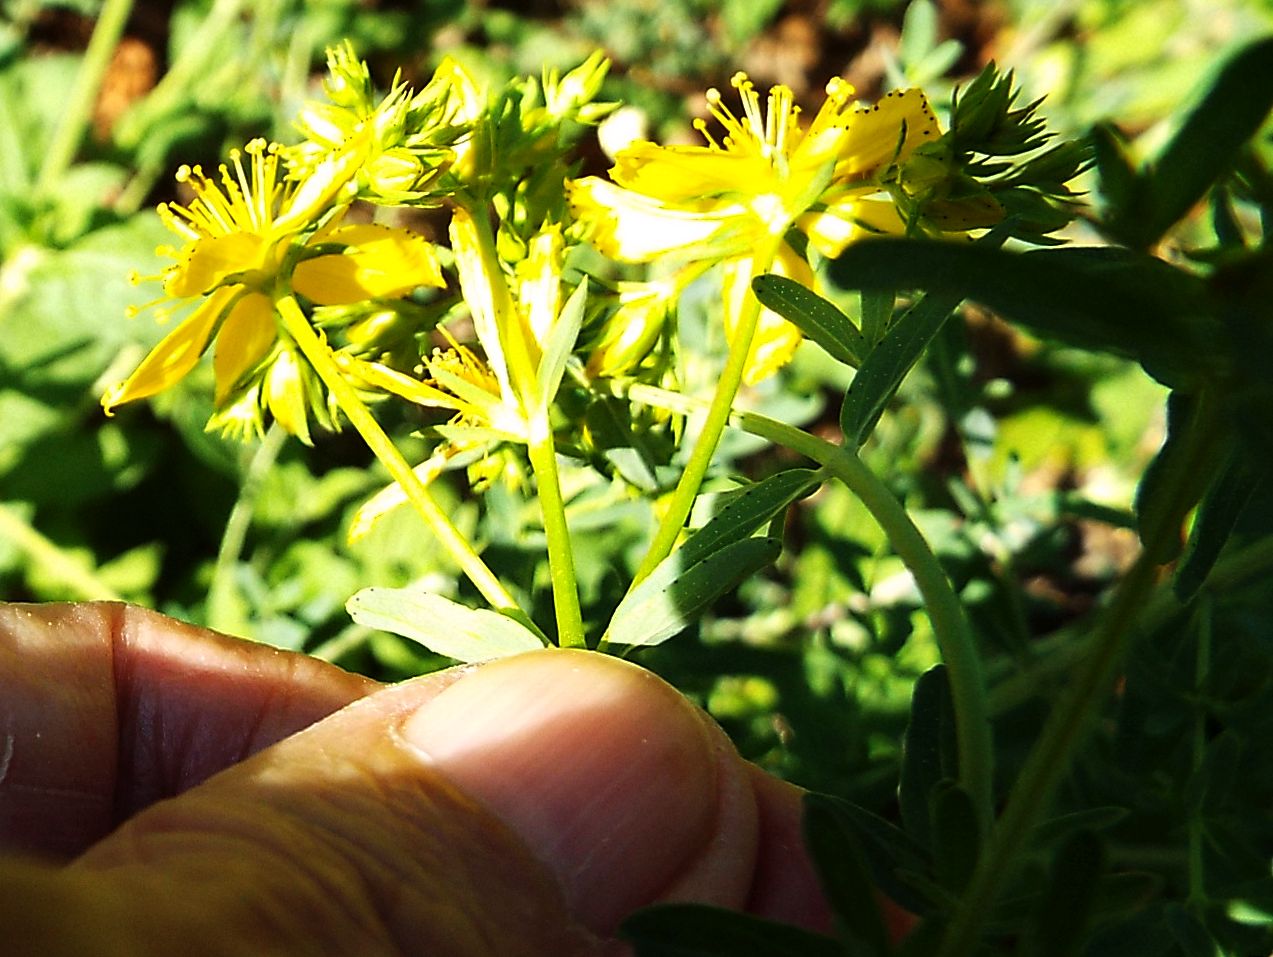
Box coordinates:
[1111,36,1273,249]
[838,289,962,447]
[1174,447,1262,602]
[803,792,932,915]
[751,274,866,367]
[898,665,957,851]
[346,587,545,662]
[621,903,842,957]
[606,536,781,647]
[678,468,820,567]
[802,794,893,957]
[536,280,588,407]
[930,781,981,892]
[828,239,1217,390]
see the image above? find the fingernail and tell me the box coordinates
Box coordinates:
[401,649,719,933]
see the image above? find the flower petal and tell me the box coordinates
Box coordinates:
[568,176,749,263]
[835,88,942,181]
[101,287,236,413]
[800,195,908,257]
[611,141,774,203]
[293,224,444,304]
[165,233,266,297]
[213,291,276,401]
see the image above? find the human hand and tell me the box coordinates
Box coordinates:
[0,602,833,956]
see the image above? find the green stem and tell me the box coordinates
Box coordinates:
[275,293,540,637]
[458,204,583,647]
[1186,596,1211,908]
[526,424,585,647]
[0,501,124,601]
[35,0,134,197]
[626,382,993,823]
[631,234,785,585]
[206,423,288,635]
[934,392,1221,957]
[740,413,994,827]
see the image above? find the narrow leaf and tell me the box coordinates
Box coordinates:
[802,794,894,957]
[930,781,981,892]
[1115,36,1273,249]
[536,280,588,407]
[606,537,781,647]
[898,665,957,852]
[1025,830,1105,957]
[828,239,1217,390]
[346,587,545,662]
[839,290,962,447]
[677,468,820,567]
[1174,447,1262,602]
[751,274,866,367]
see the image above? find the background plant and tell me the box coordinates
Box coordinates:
[2,2,1272,955]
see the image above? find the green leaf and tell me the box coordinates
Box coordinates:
[802,793,893,957]
[1107,36,1273,249]
[605,536,781,648]
[751,274,867,367]
[828,239,1217,390]
[676,468,820,568]
[898,666,957,852]
[1030,807,1130,849]
[536,280,588,407]
[346,587,545,663]
[621,903,842,957]
[802,792,931,916]
[1173,447,1262,602]
[930,781,981,893]
[838,289,962,447]
[1021,830,1105,957]
[606,467,819,645]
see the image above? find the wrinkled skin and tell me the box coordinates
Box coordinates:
[0,602,838,956]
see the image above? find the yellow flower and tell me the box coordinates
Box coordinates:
[102,138,444,439]
[568,75,940,381]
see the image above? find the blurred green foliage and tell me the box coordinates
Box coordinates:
[1,1,1272,955]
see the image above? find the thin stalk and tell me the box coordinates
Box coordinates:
[934,393,1221,957]
[0,501,123,601]
[35,0,134,197]
[631,234,785,585]
[526,425,585,646]
[275,293,540,638]
[458,205,583,647]
[206,423,288,635]
[1186,596,1212,908]
[741,413,994,827]
[626,382,994,825]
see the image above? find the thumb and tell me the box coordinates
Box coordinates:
[56,649,773,955]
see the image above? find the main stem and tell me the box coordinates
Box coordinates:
[458,206,584,647]
[631,234,784,585]
[276,293,537,635]
[740,412,994,827]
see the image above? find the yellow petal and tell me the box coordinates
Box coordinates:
[567,176,748,263]
[611,141,774,203]
[835,89,942,181]
[101,286,236,413]
[721,245,810,384]
[799,195,907,257]
[293,224,444,304]
[165,233,266,297]
[518,225,563,349]
[212,291,276,401]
